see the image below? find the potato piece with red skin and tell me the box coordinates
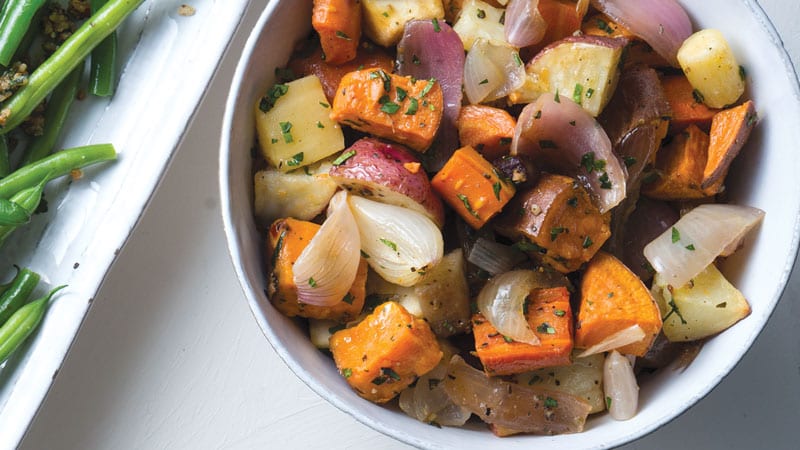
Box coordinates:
[330,301,442,403]
[329,138,445,227]
[330,69,444,152]
[494,174,611,273]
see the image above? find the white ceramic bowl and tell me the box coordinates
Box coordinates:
[0,1,251,448]
[220,1,800,448]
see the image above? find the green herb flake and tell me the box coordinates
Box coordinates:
[573,83,584,105]
[599,172,612,189]
[412,54,421,65]
[596,18,614,34]
[270,138,278,144]
[342,368,353,378]
[499,137,512,146]
[405,97,419,115]
[499,10,506,24]
[534,110,542,119]
[685,244,696,251]
[502,335,513,343]
[664,299,688,324]
[586,88,594,99]
[271,230,287,266]
[514,239,547,254]
[513,52,523,67]
[544,397,559,408]
[259,83,289,112]
[537,322,556,334]
[382,11,389,17]
[279,121,294,144]
[554,309,566,317]
[692,89,705,104]
[550,226,566,241]
[606,396,612,409]
[308,277,317,288]
[335,30,351,40]
[493,182,502,200]
[456,193,480,219]
[380,238,398,252]
[380,101,401,114]
[554,90,560,103]
[285,151,303,167]
[316,121,325,129]
[420,78,436,97]
[479,78,489,85]
[671,227,681,243]
[567,197,578,207]
[432,18,441,32]
[360,250,370,259]
[332,150,356,166]
[477,8,486,18]
[623,156,637,168]
[319,101,330,108]
[342,293,355,304]
[396,86,408,101]
[582,236,593,249]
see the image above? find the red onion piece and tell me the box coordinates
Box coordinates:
[590,0,692,67]
[504,0,546,48]
[397,19,465,170]
[512,93,626,213]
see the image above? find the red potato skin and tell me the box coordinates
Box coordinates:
[329,138,446,227]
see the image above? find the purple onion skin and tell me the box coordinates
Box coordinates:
[397,19,465,171]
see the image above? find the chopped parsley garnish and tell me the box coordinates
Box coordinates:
[405,97,419,115]
[606,396,612,409]
[567,197,578,207]
[271,230,286,266]
[580,152,606,173]
[671,227,681,243]
[554,90,560,103]
[319,101,329,108]
[412,54,420,65]
[534,110,542,119]
[308,277,317,288]
[316,121,324,129]
[380,238,398,252]
[342,368,353,378]
[420,78,436,97]
[456,194,480,218]
[499,137,512,145]
[692,89,705,104]
[380,100,401,114]
[479,78,489,85]
[477,8,486,18]
[554,309,566,317]
[596,18,614,34]
[586,88,595,99]
[502,335,513,343]
[499,10,506,24]
[537,322,556,334]
[372,367,402,385]
[544,397,559,408]
[513,52,523,67]
[335,30,351,40]
[514,239,547,254]
[259,83,289,112]
[493,182,502,200]
[582,236,593,249]
[623,156,637,168]
[360,250,370,259]
[664,299,687,324]
[332,150,356,166]
[599,172,612,189]
[285,151,303,166]
[342,293,355,304]
[432,18,441,32]
[550,226,566,241]
[279,121,294,143]
[396,86,408,101]
[573,83,584,105]
[685,244,696,251]
[370,69,391,92]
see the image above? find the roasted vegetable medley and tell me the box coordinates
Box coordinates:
[252,0,764,435]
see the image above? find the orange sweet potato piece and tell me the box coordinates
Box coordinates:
[643,124,710,200]
[330,69,444,152]
[456,105,516,161]
[535,0,584,49]
[701,100,757,195]
[312,0,362,65]
[473,287,574,376]
[329,301,442,403]
[575,252,662,357]
[661,75,720,134]
[288,44,394,103]
[494,174,611,273]
[267,218,367,322]
[431,145,516,229]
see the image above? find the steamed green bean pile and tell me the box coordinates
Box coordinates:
[0,0,144,366]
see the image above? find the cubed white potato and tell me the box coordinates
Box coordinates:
[362,0,445,47]
[309,318,342,349]
[513,352,606,414]
[452,0,506,50]
[253,159,338,227]
[254,75,344,171]
[677,29,745,109]
[653,264,751,342]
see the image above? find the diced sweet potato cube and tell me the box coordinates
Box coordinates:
[534,0,584,49]
[701,100,757,195]
[494,174,610,273]
[267,218,367,322]
[431,145,516,229]
[288,43,395,103]
[312,0,362,65]
[330,69,444,152]
[643,124,710,200]
[330,301,442,403]
[661,75,720,134]
[575,252,662,357]
[456,105,516,161]
[473,287,574,376]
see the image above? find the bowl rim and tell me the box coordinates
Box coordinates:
[219,0,800,447]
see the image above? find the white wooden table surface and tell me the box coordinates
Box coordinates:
[18,1,800,448]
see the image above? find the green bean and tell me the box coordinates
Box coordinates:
[89,0,117,97]
[0,267,39,326]
[0,266,21,296]
[20,67,81,166]
[0,0,145,133]
[0,0,48,67]
[0,143,116,199]
[0,177,45,246]
[0,285,64,365]
[0,197,30,225]
[0,135,9,178]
